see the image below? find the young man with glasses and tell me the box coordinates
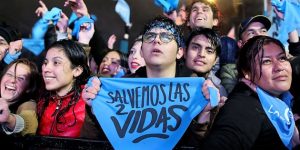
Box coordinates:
[82,16,222,148]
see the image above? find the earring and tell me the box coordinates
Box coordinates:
[245,74,249,79]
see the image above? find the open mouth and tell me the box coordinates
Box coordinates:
[152,49,162,54]
[43,75,56,82]
[131,62,140,69]
[101,67,110,74]
[5,84,16,92]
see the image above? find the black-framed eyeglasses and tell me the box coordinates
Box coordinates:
[143,32,175,43]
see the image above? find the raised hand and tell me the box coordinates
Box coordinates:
[107,34,117,49]
[35,0,48,17]
[8,40,22,55]
[78,22,95,45]
[56,12,69,33]
[0,98,10,123]
[64,0,89,17]
[82,77,101,106]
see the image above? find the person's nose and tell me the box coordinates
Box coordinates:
[152,34,162,44]
[273,59,285,73]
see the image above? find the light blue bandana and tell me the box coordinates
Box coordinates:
[154,0,179,13]
[89,77,219,150]
[72,15,96,40]
[256,87,295,149]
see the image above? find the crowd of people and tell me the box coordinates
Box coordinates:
[0,0,300,149]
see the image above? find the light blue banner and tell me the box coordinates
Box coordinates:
[270,0,300,46]
[91,77,212,150]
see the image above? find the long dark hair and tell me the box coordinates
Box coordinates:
[0,58,40,112]
[38,40,90,132]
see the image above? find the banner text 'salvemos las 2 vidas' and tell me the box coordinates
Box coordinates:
[91,77,217,150]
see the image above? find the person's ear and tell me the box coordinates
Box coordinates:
[237,40,244,49]
[212,19,219,26]
[244,72,251,80]
[73,66,83,77]
[177,47,184,59]
[182,47,187,59]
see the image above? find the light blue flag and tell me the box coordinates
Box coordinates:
[22,38,45,56]
[32,7,62,39]
[271,0,300,46]
[115,0,131,26]
[91,77,215,150]
[257,87,295,150]
[154,0,179,13]
[71,16,95,40]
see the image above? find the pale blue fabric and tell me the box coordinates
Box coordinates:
[23,7,62,56]
[154,0,179,13]
[271,0,300,45]
[115,0,131,26]
[22,38,45,56]
[3,51,21,64]
[32,7,62,39]
[90,77,218,150]
[256,87,295,149]
[71,15,95,40]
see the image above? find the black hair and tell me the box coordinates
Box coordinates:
[142,16,184,48]
[290,56,300,98]
[185,27,221,57]
[38,39,90,133]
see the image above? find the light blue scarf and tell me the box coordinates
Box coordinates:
[256,87,295,149]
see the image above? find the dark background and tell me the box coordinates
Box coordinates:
[0,0,263,50]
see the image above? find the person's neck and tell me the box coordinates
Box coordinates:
[56,83,74,97]
[196,71,210,79]
[146,63,176,78]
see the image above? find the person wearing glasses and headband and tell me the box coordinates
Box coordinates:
[82,16,223,147]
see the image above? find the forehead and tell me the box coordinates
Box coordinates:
[190,34,213,46]
[244,22,266,31]
[147,28,171,33]
[46,47,67,58]
[7,63,31,75]
[105,51,121,59]
[261,42,284,55]
[192,2,212,10]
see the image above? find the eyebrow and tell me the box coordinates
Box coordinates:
[7,70,28,78]
[245,27,266,32]
[262,51,286,58]
[52,56,64,60]
[190,42,213,49]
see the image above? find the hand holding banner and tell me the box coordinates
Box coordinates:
[91,77,217,150]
